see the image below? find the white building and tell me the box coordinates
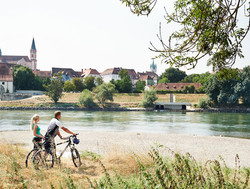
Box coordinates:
[100,67,121,83]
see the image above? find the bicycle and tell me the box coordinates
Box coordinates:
[25,141,45,168]
[32,134,81,169]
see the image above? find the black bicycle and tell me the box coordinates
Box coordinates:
[25,141,47,168]
[32,134,81,169]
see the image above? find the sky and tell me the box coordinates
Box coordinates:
[0,0,249,76]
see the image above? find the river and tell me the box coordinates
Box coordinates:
[0,110,250,139]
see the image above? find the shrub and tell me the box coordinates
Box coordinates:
[198,98,209,109]
[141,89,158,108]
[79,89,96,108]
[94,83,116,107]
[64,80,76,92]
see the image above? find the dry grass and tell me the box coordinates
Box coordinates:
[0,143,150,188]
[0,93,208,108]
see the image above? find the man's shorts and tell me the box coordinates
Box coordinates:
[44,134,55,153]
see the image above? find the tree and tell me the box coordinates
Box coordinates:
[122,0,250,72]
[13,65,35,90]
[79,89,96,108]
[64,80,76,92]
[141,89,158,108]
[44,78,64,103]
[135,80,146,92]
[117,70,132,93]
[94,83,116,107]
[234,66,250,104]
[72,78,84,92]
[96,77,104,86]
[159,68,187,83]
[84,76,96,91]
[158,77,170,84]
[206,70,239,105]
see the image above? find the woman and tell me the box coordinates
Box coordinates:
[31,114,44,149]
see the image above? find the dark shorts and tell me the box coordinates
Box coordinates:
[32,137,42,149]
[44,134,56,153]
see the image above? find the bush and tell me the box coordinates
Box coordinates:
[198,98,209,109]
[141,89,158,108]
[64,80,76,92]
[79,89,96,108]
[94,83,116,107]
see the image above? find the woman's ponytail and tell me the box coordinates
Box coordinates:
[30,114,39,130]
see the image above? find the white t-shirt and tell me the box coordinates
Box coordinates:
[47,118,63,137]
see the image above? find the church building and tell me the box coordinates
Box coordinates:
[0,38,39,93]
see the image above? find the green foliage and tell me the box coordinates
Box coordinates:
[117,70,132,93]
[206,70,240,106]
[94,83,116,107]
[159,68,187,83]
[64,80,76,92]
[13,65,35,90]
[95,77,104,86]
[181,72,211,86]
[44,78,64,103]
[72,78,84,92]
[84,76,96,91]
[135,80,146,92]
[122,1,249,71]
[13,65,48,91]
[198,98,209,109]
[78,89,96,108]
[158,77,170,84]
[87,146,250,188]
[141,89,158,108]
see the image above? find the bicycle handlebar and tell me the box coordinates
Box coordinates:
[62,133,79,140]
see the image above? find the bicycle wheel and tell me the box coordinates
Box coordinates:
[71,148,81,167]
[33,150,54,169]
[25,149,38,168]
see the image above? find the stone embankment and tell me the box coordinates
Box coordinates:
[0,106,250,113]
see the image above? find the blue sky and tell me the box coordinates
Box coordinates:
[0,0,249,75]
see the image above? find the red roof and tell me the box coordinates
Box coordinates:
[154,83,202,90]
[139,75,153,80]
[101,67,121,76]
[83,68,100,78]
[0,63,13,81]
[33,70,51,78]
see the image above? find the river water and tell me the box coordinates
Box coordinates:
[0,110,250,139]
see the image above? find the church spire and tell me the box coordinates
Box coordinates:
[30,38,37,70]
[31,38,36,50]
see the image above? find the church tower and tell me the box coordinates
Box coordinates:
[30,38,37,71]
[150,59,157,73]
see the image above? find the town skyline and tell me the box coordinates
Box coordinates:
[0,0,249,76]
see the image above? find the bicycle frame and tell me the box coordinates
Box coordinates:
[56,137,75,160]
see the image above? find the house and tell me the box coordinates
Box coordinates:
[100,67,122,83]
[101,67,139,84]
[0,63,14,93]
[33,70,51,79]
[138,71,158,84]
[126,69,139,86]
[154,83,202,91]
[82,68,101,79]
[138,75,154,86]
[52,67,82,81]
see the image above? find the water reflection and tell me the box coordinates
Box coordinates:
[0,110,250,139]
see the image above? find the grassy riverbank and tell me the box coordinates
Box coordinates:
[0,143,249,188]
[0,93,207,108]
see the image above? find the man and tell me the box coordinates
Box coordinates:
[44,111,76,158]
